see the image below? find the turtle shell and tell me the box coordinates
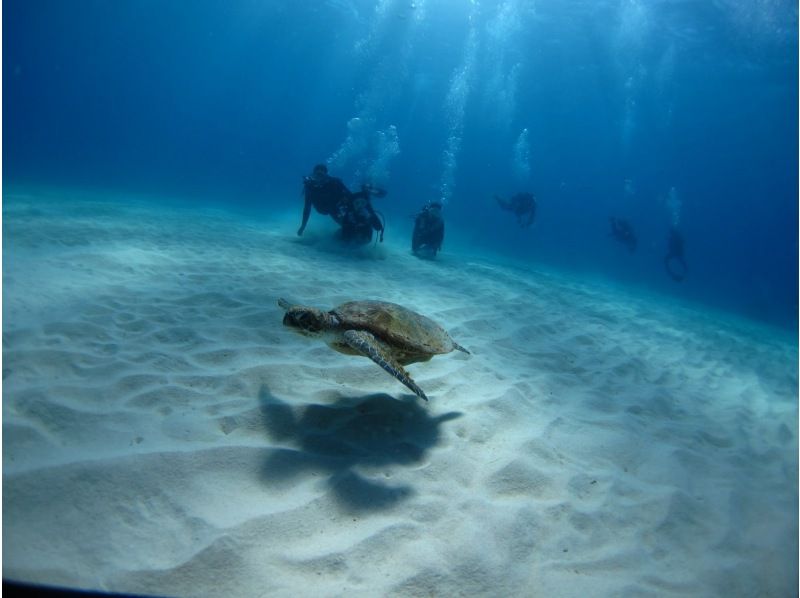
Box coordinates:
[332,300,456,355]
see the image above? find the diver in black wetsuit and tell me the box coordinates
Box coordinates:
[412,202,445,258]
[339,184,386,245]
[496,192,536,228]
[297,164,385,244]
[298,164,350,235]
[609,217,637,253]
[664,226,687,282]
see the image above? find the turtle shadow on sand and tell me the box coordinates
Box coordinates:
[257,385,462,513]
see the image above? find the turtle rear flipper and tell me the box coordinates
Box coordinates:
[343,329,429,401]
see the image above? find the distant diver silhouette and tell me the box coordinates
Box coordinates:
[495,192,536,228]
[664,226,687,282]
[412,202,445,258]
[609,217,637,253]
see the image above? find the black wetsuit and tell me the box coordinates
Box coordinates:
[412,206,445,257]
[339,190,384,244]
[299,171,385,243]
[299,174,352,233]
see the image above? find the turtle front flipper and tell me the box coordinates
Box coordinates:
[343,329,429,401]
[453,341,470,355]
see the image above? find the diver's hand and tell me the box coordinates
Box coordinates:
[297,226,305,236]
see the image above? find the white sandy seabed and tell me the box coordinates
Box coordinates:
[3,191,797,598]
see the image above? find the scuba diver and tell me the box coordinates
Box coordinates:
[298,164,385,244]
[496,192,536,228]
[664,226,687,282]
[298,163,349,235]
[609,217,637,253]
[411,201,445,258]
[338,183,386,245]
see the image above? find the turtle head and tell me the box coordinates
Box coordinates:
[278,299,332,336]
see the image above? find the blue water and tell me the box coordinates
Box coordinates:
[5,0,798,329]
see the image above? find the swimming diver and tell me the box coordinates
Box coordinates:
[496,192,536,228]
[664,226,687,282]
[609,217,637,253]
[412,201,445,258]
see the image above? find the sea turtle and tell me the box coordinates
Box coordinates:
[278,298,470,401]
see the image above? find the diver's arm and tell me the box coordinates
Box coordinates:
[362,183,387,198]
[350,186,368,200]
[333,179,357,200]
[298,197,312,236]
[367,202,383,232]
